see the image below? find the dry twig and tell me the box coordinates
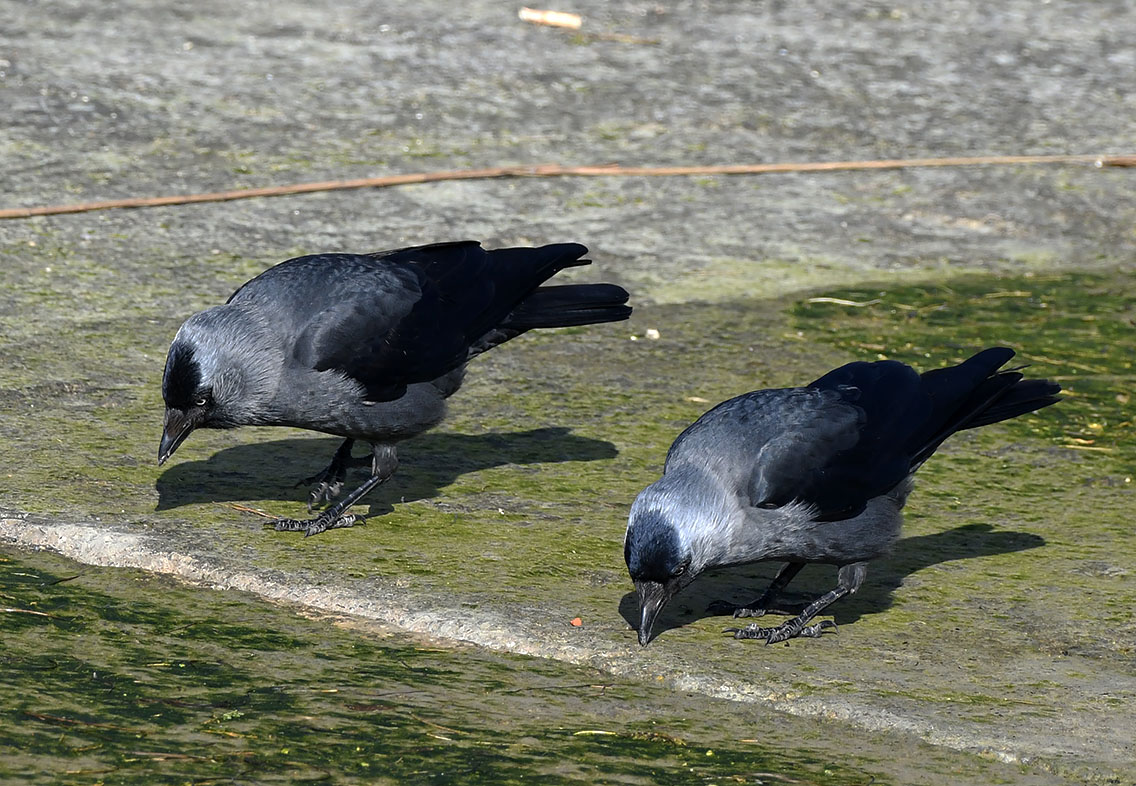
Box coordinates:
[225,502,275,519]
[1,155,1131,220]
[1,607,58,618]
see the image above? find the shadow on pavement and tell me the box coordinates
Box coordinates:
[155,426,618,514]
[619,523,1045,642]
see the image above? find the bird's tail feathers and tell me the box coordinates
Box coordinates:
[367,241,591,292]
[501,284,632,331]
[961,377,1062,429]
[918,346,1016,393]
[485,243,593,277]
[911,348,1060,465]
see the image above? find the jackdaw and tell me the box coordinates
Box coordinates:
[159,240,631,536]
[625,347,1059,645]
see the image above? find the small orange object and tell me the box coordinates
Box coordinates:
[570,617,583,627]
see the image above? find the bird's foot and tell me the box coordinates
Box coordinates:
[707,599,770,618]
[267,512,365,538]
[724,619,836,644]
[294,468,348,511]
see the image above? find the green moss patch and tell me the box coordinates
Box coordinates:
[2,547,899,785]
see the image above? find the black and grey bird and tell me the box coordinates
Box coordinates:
[625,347,1059,646]
[159,240,631,536]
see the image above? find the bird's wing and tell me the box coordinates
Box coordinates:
[340,241,591,397]
[666,348,1055,523]
[226,251,434,400]
[793,359,931,517]
[667,361,925,521]
[227,241,590,401]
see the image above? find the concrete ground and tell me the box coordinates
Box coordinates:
[2,0,1134,782]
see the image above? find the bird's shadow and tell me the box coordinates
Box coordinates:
[618,524,1046,641]
[155,427,617,513]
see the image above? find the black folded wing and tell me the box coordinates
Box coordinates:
[229,241,593,401]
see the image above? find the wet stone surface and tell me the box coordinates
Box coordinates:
[9,547,989,786]
[2,0,1135,782]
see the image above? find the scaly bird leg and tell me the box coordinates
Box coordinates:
[294,438,372,510]
[708,561,805,618]
[272,444,399,537]
[726,562,867,644]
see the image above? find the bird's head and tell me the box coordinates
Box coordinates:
[624,503,699,647]
[158,307,272,465]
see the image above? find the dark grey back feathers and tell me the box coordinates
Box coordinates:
[668,347,1060,522]
[224,241,630,402]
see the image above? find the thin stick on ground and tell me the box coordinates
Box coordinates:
[1,154,1131,220]
[2,607,59,618]
[225,502,275,519]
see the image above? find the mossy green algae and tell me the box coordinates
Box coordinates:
[2,547,903,786]
[2,238,1134,777]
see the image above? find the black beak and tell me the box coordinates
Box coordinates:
[635,580,672,647]
[158,411,194,466]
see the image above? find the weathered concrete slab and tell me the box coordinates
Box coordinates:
[2,0,1134,782]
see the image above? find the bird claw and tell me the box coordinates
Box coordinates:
[724,624,775,640]
[769,620,836,643]
[267,513,365,537]
[724,619,836,643]
[732,606,769,619]
[306,480,344,512]
[707,599,770,618]
[707,599,758,617]
[295,468,348,510]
